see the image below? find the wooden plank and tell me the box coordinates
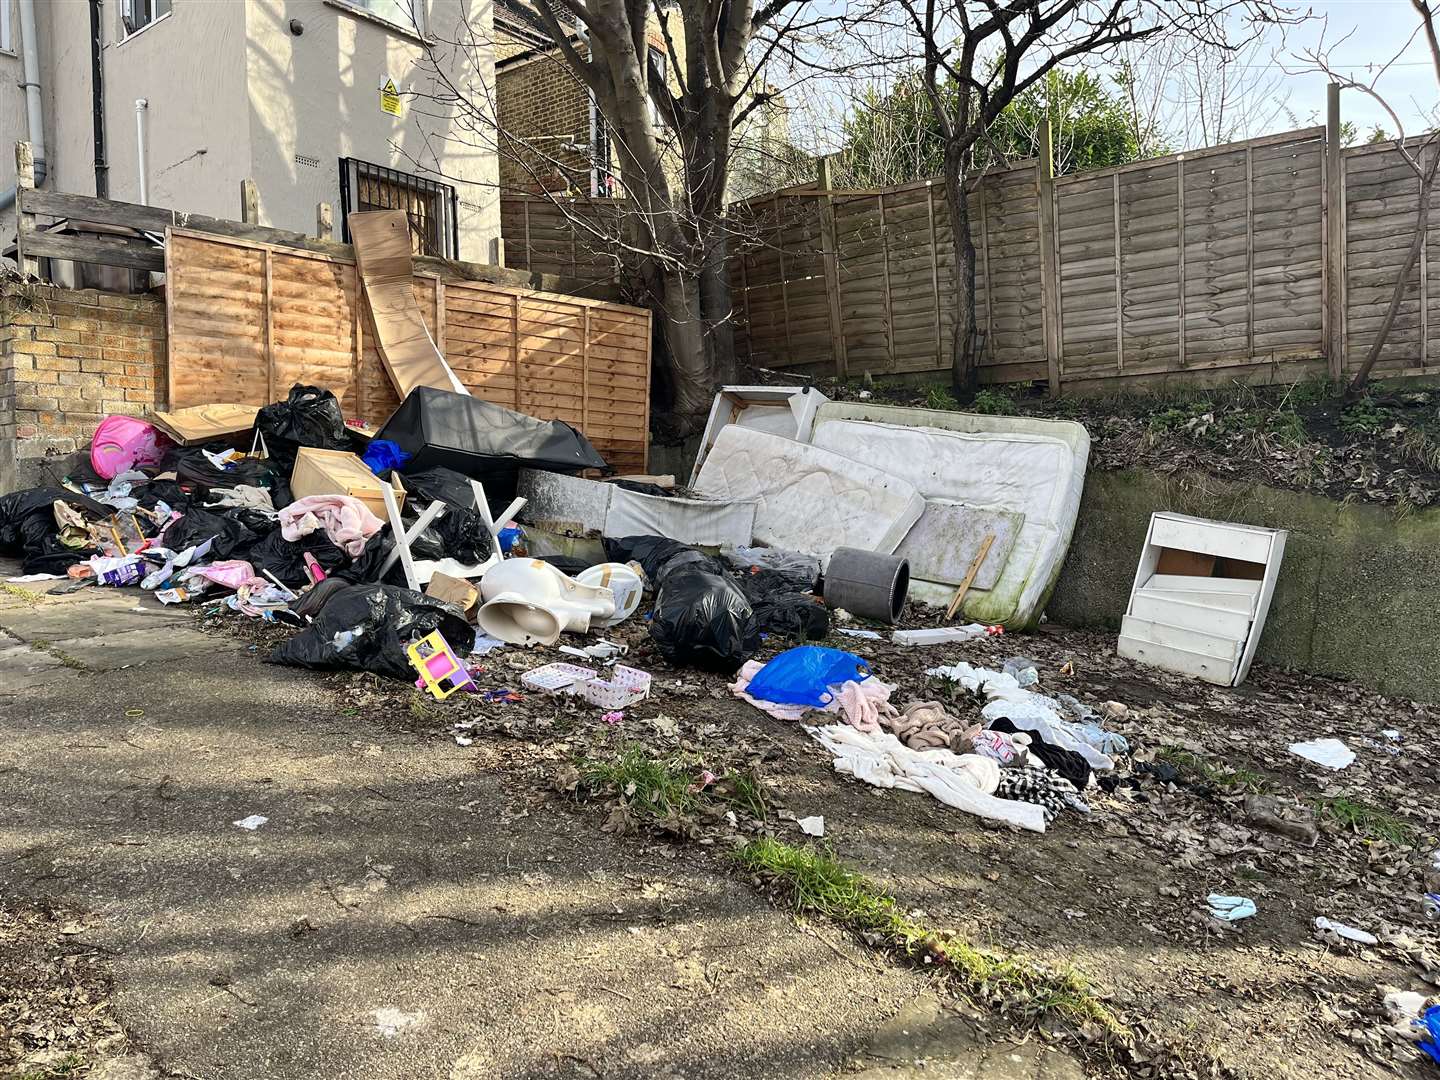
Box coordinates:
[878,192,895,371]
[928,183,943,370]
[1176,159,1186,368]
[18,230,164,271]
[817,159,848,378]
[1035,120,1061,394]
[263,249,275,404]
[945,533,995,621]
[1113,172,1124,371]
[1325,82,1344,379]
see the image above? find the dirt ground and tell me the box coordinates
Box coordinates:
[3,565,1438,1078]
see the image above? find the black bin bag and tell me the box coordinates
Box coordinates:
[606,535,760,673]
[253,385,351,472]
[267,583,475,681]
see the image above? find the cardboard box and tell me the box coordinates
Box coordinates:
[290,447,406,519]
[424,571,479,622]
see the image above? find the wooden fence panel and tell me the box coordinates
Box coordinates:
[1343,141,1438,376]
[495,125,1440,395]
[166,229,651,472]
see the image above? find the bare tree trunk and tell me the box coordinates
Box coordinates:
[1348,166,1436,396]
[944,152,982,398]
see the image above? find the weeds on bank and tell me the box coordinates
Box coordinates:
[925,384,959,411]
[734,837,1124,1036]
[970,387,1017,415]
[1317,796,1414,846]
[1157,747,1267,791]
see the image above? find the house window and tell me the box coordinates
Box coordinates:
[648,46,666,128]
[120,0,171,37]
[334,0,426,35]
[1,0,12,53]
[339,157,459,259]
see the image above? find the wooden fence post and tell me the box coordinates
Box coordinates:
[14,141,39,279]
[315,201,333,240]
[816,156,848,379]
[1035,119,1062,395]
[1325,82,1345,379]
[240,179,259,225]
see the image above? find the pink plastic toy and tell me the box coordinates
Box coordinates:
[90,415,167,479]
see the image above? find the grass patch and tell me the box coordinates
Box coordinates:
[734,837,1124,1036]
[1157,747,1266,791]
[970,387,1017,415]
[1318,796,1413,845]
[924,383,959,411]
[573,743,769,829]
[16,1055,86,1079]
[0,581,45,605]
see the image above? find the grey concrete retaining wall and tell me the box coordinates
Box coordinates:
[1047,468,1440,702]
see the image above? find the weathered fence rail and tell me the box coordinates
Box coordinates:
[501,90,1440,393]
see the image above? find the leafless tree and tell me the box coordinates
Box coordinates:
[1291,0,1440,396]
[475,0,846,431]
[886,0,1295,396]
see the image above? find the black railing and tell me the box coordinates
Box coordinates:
[338,156,460,259]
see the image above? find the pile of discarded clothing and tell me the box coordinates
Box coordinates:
[729,647,1128,833]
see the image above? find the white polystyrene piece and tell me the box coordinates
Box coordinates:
[689,385,830,487]
[693,426,925,556]
[808,408,1088,627]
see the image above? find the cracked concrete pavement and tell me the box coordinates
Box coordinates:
[0,565,1085,1080]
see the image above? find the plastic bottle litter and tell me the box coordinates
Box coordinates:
[1423,893,1440,920]
[1425,848,1440,895]
[1002,657,1040,688]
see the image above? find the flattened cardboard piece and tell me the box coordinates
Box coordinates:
[150,404,260,445]
[349,209,468,399]
[425,570,479,622]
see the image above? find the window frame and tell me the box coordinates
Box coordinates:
[0,0,12,55]
[119,0,172,41]
[647,45,667,130]
[325,0,429,41]
[338,156,460,261]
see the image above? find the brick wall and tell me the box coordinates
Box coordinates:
[0,280,166,492]
[496,50,593,195]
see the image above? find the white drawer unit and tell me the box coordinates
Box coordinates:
[1117,512,1286,686]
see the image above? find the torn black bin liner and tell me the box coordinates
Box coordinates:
[377,388,606,514]
[267,583,475,681]
[0,488,108,574]
[605,535,760,673]
[165,445,281,502]
[161,505,270,561]
[252,385,351,473]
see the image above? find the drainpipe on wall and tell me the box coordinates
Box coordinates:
[0,0,51,212]
[134,98,149,204]
[89,0,107,198]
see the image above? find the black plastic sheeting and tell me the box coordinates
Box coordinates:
[377,388,606,514]
[160,505,271,561]
[252,385,351,473]
[267,583,475,681]
[248,527,351,589]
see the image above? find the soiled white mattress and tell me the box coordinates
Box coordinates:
[694,426,925,556]
[811,405,1089,627]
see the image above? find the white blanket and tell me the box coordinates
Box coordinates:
[805,723,1049,833]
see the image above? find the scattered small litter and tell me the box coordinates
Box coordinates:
[797,815,825,837]
[891,624,992,646]
[6,573,62,582]
[1288,737,1355,770]
[373,1006,426,1039]
[232,815,268,830]
[601,711,624,725]
[1313,916,1377,945]
[1206,894,1256,922]
[835,628,882,640]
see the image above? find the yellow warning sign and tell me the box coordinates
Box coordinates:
[380,77,401,117]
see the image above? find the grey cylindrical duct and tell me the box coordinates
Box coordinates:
[823,548,909,625]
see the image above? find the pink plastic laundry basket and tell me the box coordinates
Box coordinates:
[90,415,167,479]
